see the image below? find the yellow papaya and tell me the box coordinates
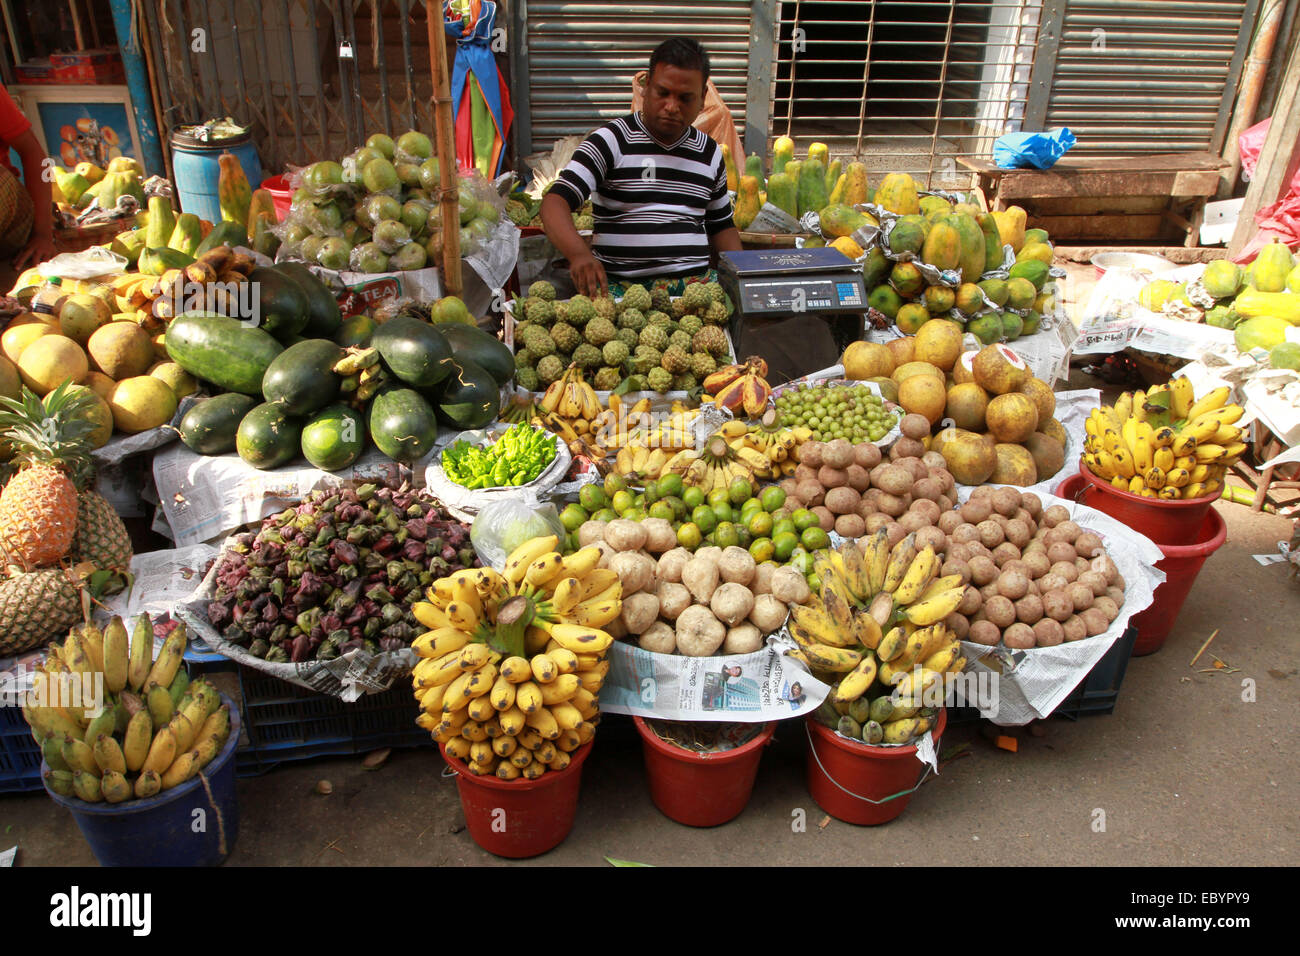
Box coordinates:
[923,285,956,314]
[247,188,278,230]
[947,212,987,284]
[977,213,1004,271]
[889,261,924,298]
[952,202,982,218]
[807,142,829,169]
[722,144,739,193]
[874,173,920,215]
[1137,278,1177,311]
[1017,242,1054,266]
[843,162,869,207]
[991,206,1027,252]
[824,158,842,194]
[954,283,985,315]
[978,278,1009,307]
[55,169,90,205]
[1287,262,1300,294]
[168,213,203,257]
[921,220,962,271]
[734,175,761,230]
[146,196,177,250]
[1251,239,1295,293]
[830,236,864,259]
[1233,288,1300,324]
[772,136,795,176]
[819,203,872,239]
[895,303,930,335]
[784,160,803,191]
[919,195,951,219]
[1024,228,1051,246]
[828,174,847,206]
[218,152,253,226]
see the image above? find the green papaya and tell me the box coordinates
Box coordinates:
[766,172,797,219]
[1008,258,1050,291]
[861,247,889,289]
[977,213,1004,272]
[146,196,176,250]
[744,153,765,186]
[1252,239,1294,293]
[109,228,147,266]
[824,159,842,194]
[887,216,927,257]
[168,213,203,257]
[1202,260,1243,300]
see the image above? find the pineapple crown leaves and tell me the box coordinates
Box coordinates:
[0,382,99,490]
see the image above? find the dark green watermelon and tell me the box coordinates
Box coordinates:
[435,323,515,387]
[430,357,501,430]
[301,403,365,471]
[368,387,439,464]
[372,315,454,388]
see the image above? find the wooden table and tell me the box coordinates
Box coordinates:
[959,152,1229,247]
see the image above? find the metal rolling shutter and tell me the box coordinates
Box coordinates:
[518,1,753,154]
[1034,0,1258,155]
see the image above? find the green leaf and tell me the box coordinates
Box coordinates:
[605,856,653,867]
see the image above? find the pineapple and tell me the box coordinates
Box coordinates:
[0,382,100,570]
[70,490,133,571]
[0,566,85,656]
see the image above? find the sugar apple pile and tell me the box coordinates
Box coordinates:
[512,279,735,393]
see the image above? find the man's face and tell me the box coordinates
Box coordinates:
[643,63,705,142]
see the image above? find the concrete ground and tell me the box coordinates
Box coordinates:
[3,493,1297,867]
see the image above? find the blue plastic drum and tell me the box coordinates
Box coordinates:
[170,129,263,225]
[43,694,241,866]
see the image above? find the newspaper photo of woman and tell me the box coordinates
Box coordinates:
[781,681,807,711]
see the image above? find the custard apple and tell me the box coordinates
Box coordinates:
[550,321,581,354]
[620,284,652,314]
[672,372,698,392]
[572,343,603,369]
[514,348,534,370]
[631,346,662,375]
[669,330,693,353]
[615,328,639,350]
[521,326,557,357]
[650,284,672,312]
[647,366,673,393]
[639,325,669,351]
[568,294,596,326]
[516,367,540,391]
[692,325,729,358]
[618,308,647,332]
[524,298,555,325]
[661,345,690,374]
[593,366,622,391]
[679,314,703,337]
[536,354,564,385]
[592,295,617,323]
[690,351,717,380]
[602,340,630,368]
[527,280,556,302]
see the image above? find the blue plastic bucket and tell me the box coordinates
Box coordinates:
[170,129,263,225]
[42,694,241,866]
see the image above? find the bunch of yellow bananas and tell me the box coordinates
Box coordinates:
[410,534,620,779]
[655,433,772,492]
[610,401,700,479]
[109,246,254,330]
[1083,382,1245,500]
[535,365,613,461]
[787,532,966,746]
[719,410,810,480]
[24,616,232,803]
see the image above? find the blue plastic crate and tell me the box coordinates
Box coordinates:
[184,653,431,775]
[0,704,43,794]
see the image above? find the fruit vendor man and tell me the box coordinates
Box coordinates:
[541,37,742,298]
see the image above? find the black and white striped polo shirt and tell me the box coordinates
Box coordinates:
[550,112,735,280]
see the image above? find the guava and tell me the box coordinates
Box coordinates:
[316,237,353,271]
[396,163,423,188]
[362,158,399,193]
[366,133,396,160]
[302,160,344,192]
[401,200,430,237]
[302,201,344,234]
[390,241,427,271]
[352,146,384,171]
[372,219,412,254]
[418,158,441,191]
[300,235,327,262]
[360,193,402,228]
[353,242,390,274]
[396,131,433,160]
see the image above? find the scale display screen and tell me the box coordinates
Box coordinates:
[734,275,865,315]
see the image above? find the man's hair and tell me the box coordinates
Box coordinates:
[649,37,710,85]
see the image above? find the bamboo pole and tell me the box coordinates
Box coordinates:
[427,0,462,296]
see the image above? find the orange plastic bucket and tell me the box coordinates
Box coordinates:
[1062,462,1221,546]
[804,710,946,826]
[439,741,591,858]
[1128,508,1228,656]
[634,718,775,827]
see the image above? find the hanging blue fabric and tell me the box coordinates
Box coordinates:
[444,1,510,176]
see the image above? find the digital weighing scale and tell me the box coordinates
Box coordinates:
[719,248,868,384]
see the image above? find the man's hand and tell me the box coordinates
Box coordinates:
[568,251,608,298]
[540,192,608,297]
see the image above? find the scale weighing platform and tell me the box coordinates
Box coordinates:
[719,248,868,384]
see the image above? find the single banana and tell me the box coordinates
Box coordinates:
[882,533,919,594]
[832,653,879,704]
[503,535,559,585]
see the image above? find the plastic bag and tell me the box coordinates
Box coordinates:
[993,128,1077,170]
[631,70,743,167]
[470,498,566,571]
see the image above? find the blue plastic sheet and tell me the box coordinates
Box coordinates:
[993,128,1077,170]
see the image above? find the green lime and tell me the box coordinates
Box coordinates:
[611,490,635,513]
[773,518,797,539]
[604,473,628,497]
[711,501,734,524]
[747,511,774,538]
[591,508,617,523]
[682,486,705,511]
[740,497,763,522]
[714,522,740,550]
[800,526,831,551]
[749,537,776,564]
[735,526,752,550]
[633,493,646,508]
[663,495,687,521]
[771,506,793,523]
[648,501,675,521]
[676,522,702,550]
[772,531,799,561]
[579,485,608,512]
[560,503,589,532]
[707,488,731,509]
[792,508,820,533]
[658,474,684,499]
[760,485,787,512]
[807,572,822,592]
[643,480,660,504]
[691,505,717,535]
[728,477,753,507]
[623,508,647,522]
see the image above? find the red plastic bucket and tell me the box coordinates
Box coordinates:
[1128,508,1228,656]
[634,717,775,827]
[439,741,591,858]
[260,174,293,221]
[1061,462,1221,546]
[804,709,946,826]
